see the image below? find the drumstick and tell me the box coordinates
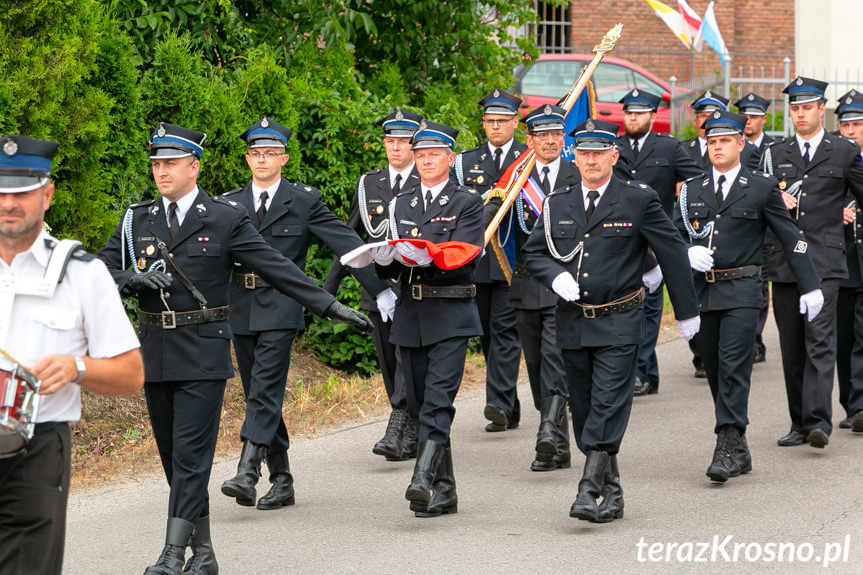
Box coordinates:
[0,346,23,365]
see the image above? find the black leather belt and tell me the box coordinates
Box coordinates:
[140,306,230,329]
[702,265,761,283]
[410,284,476,301]
[513,262,531,278]
[231,272,269,289]
[562,288,645,319]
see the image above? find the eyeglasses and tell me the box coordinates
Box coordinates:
[482,118,514,127]
[530,131,565,140]
[248,151,282,159]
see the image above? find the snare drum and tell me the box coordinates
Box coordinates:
[0,357,41,457]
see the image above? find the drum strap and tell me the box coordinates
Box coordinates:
[0,239,83,349]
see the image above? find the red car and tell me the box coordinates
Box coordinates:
[513,54,686,134]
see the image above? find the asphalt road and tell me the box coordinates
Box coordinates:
[67,318,863,574]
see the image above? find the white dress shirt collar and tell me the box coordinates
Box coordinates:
[422,179,449,209]
[161,186,199,228]
[796,128,825,159]
[712,163,742,200]
[252,179,280,211]
[536,156,561,192]
[488,139,514,163]
[388,163,415,190]
[581,178,612,209]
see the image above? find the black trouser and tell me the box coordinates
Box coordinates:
[145,379,225,522]
[836,286,863,417]
[755,271,770,357]
[401,336,469,446]
[475,281,522,422]
[0,423,70,575]
[369,310,407,410]
[636,282,664,386]
[773,279,839,436]
[234,329,297,454]
[562,344,638,455]
[514,306,567,410]
[695,307,758,433]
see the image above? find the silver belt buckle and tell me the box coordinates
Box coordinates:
[161,310,177,329]
[582,305,596,319]
[704,270,716,283]
[411,285,422,301]
[244,274,256,289]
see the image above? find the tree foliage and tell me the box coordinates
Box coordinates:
[0,0,560,372]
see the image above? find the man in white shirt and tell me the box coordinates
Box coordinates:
[0,134,144,574]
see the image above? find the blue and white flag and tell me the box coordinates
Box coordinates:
[697,2,729,65]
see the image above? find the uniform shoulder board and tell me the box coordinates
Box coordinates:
[221,187,243,197]
[455,184,477,195]
[213,196,241,209]
[287,181,320,197]
[70,247,96,262]
[683,174,703,185]
[128,199,156,209]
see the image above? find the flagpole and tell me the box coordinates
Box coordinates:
[482,23,623,248]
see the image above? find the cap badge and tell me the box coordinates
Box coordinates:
[157,125,166,138]
[493,89,500,98]
[418,120,427,131]
[748,94,755,100]
[543,104,552,115]
[713,111,722,119]
[847,97,853,105]
[261,117,269,128]
[632,89,639,97]
[852,90,858,96]
[395,109,404,121]
[705,90,712,99]
[585,119,595,131]
[2,139,18,157]
[796,77,803,86]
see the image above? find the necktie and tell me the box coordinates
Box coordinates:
[586,190,599,221]
[493,148,503,173]
[803,142,811,166]
[392,173,402,196]
[716,175,726,208]
[257,190,269,223]
[425,189,433,212]
[541,166,551,195]
[168,202,179,240]
[632,139,640,160]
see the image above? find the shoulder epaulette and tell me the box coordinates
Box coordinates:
[683,174,703,185]
[286,181,320,197]
[221,187,243,197]
[128,199,156,209]
[70,247,96,262]
[213,196,241,209]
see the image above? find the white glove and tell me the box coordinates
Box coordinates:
[551,272,580,302]
[394,242,433,266]
[642,265,663,293]
[368,244,396,266]
[799,289,824,322]
[375,288,397,323]
[688,245,714,273]
[678,315,701,341]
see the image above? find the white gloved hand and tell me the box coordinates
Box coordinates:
[375,288,397,323]
[551,272,580,302]
[394,242,433,266]
[688,245,714,273]
[368,244,397,266]
[799,288,824,322]
[642,265,663,293]
[678,315,701,341]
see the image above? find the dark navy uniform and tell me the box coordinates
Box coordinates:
[523,119,698,523]
[98,122,371,573]
[325,165,420,409]
[614,92,705,394]
[673,111,821,481]
[761,77,863,444]
[455,138,527,429]
[226,178,386,454]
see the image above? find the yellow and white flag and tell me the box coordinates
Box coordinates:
[644,0,692,49]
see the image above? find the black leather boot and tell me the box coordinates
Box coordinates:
[730,432,752,477]
[706,426,741,483]
[144,517,194,575]
[415,446,457,517]
[220,440,266,506]
[183,515,218,575]
[569,450,610,522]
[532,396,570,471]
[405,440,443,506]
[373,409,408,459]
[397,416,418,461]
[596,455,624,523]
[257,450,295,510]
